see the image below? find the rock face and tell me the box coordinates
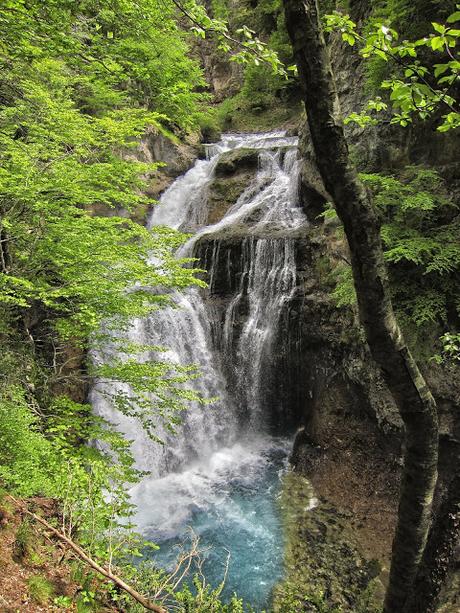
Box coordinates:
[291,228,402,441]
[273,471,388,612]
[205,148,261,224]
[195,146,403,442]
[296,21,460,445]
[92,127,199,225]
[291,18,460,610]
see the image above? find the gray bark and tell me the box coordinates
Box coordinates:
[405,458,460,613]
[281,1,439,611]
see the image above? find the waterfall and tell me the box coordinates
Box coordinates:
[90,131,309,605]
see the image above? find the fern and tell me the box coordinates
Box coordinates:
[346,169,458,336]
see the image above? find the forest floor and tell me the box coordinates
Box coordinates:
[0,497,116,612]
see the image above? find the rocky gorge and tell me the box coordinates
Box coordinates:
[100,25,460,608]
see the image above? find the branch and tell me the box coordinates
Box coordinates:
[7,495,167,613]
[169,0,278,65]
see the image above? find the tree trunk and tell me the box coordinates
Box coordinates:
[405,459,460,613]
[281,1,439,611]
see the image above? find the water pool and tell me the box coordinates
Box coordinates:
[130,436,291,610]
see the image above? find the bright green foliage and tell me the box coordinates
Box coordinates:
[435,332,460,363]
[331,264,356,308]
[172,581,251,612]
[95,355,212,441]
[211,0,298,124]
[361,169,460,327]
[116,560,255,612]
[0,0,207,130]
[0,0,229,606]
[0,386,141,552]
[53,595,73,609]
[324,5,460,130]
[0,0,208,450]
[0,52,202,343]
[367,0,456,39]
[172,0,286,75]
[328,169,459,352]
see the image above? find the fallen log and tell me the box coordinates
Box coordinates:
[7,494,167,613]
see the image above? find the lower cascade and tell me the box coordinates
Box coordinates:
[91,131,314,608]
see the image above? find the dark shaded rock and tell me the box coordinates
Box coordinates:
[200,123,221,144]
[206,169,258,225]
[214,147,259,177]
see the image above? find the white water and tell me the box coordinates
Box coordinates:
[91,132,311,607]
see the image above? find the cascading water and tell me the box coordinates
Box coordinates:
[91,132,313,608]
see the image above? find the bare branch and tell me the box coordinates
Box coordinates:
[7,495,167,613]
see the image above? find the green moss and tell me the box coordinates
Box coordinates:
[216,95,302,133]
[198,114,222,143]
[27,575,55,605]
[273,471,384,612]
[13,519,35,562]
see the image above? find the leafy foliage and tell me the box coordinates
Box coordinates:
[212,0,299,126]
[0,1,227,607]
[0,386,140,551]
[434,332,460,363]
[171,0,286,76]
[324,4,460,130]
[328,168,459,352]
[361,168,460,327]
[0,0,207,130]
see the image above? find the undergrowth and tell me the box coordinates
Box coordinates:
[324,166,459,360]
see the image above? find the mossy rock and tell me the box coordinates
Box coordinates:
[200,122,221,144]
[273,471,385,612]
[206,148,260,225]
[214,147,259,177]
[206,169,258,225]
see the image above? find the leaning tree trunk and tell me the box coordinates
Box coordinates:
[405,458,460,613]
[281,1,439,611]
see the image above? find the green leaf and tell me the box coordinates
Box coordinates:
[432,22,446,34]
[446,11,460,23]
[431,36,445,50]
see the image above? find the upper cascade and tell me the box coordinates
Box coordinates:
[204,131,298,159]
[148,131,301,234]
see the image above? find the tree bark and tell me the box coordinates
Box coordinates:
[281,1,439,611]
[405,458,460,613]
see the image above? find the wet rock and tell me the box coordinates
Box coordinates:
[273,470,385,612]
[206,168,259,225]
[214,147,259,177]
[103,128,200,224]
